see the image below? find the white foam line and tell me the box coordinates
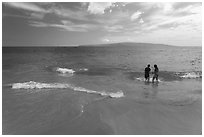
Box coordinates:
[136,77,162,82]
[56,67,75,74]
[11,81,124,98]
[180,72,201,79]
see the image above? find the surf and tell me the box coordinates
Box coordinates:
[11,81,124,98]
[55,67,89,77]
[56,67,75,74]
[135,77,162,82]
[179,72,202,79]
[130,70,201,82]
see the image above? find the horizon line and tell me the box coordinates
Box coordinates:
[2,42,202,47]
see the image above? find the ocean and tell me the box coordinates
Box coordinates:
[2,43,202,135]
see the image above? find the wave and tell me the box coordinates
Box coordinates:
[178,72,202,79]
[56,67,88,76]
[11,81,124,98]
[56,67,75,74]
[136,77,162,82]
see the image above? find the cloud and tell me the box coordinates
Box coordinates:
[130,11,143,21]
[102,38,111,43]
[29,21,86,32]
[30,12,45,19]
[175,4,201,15]
[61,20,73,25]
[98,10,130,24]
[163,3,173,13]
[173,2,201,10]
[101,22,201,46]
[80,2,89,8]
[139,18,144,24]
[29,20,97,32]
[136,2,201,32]
[48,5,89,22]
[3,2,51,20]
[101,2,201,45]
[3,13,29,19]
[4,2,48,13]
[131,10,201,37]
[3,2,90,22]
[104,25,123,32]
[29,21,48,27]
[87,2,113,14]
[3,2,201,46]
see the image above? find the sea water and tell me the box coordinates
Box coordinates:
[2,44,202,134]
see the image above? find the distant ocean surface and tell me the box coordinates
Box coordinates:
[2,44,202,134]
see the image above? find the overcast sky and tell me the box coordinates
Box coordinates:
[2,2,202,46]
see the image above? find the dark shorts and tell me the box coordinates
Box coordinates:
[145,74,149,79]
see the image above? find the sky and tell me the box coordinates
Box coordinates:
[2,2,202,46]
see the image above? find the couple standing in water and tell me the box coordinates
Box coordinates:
[145,64,159,82]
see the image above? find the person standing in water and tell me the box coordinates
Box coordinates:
[144,64,151,82]
[152,64,159,82]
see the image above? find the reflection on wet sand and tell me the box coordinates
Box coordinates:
[142,81,158,98]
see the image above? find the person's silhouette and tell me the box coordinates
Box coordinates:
[144,64,151,82]
[152,64,159,82]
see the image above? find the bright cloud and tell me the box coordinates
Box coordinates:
[87,2,113,14]
[130,11,143,21]
[163,3,173,13]
[102,38,111,43]
[176,4,201,14]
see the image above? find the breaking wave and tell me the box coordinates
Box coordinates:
[136,77,162,82]
[178,72,202,79]
[56,67,75,74]
[11,81,124,98]
[55,67,89,77]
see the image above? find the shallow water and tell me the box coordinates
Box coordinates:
[2,44,202,134]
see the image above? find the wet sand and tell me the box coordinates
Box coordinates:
[3,79,201,135]
[3,78,202,135]
[96,97,201,135]
[42,83,201,135]
[94,81,202,135]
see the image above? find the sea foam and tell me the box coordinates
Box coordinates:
[11,81,124,98]
[136,77,162,82]
[12,81,71,89]
[56,67,75,74]
[79,68,88,71]
[180,72,201,79]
